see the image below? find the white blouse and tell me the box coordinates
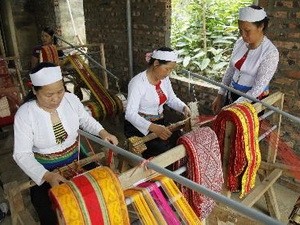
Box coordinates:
[218,36,279,102]
[125,71,187,135]
[13,92,104,185]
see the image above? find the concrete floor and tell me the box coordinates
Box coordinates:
[0,121,299,225]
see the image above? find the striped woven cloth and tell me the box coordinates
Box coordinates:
[40,44,60,65]
[213,102,261,197]
[49,167,130,225]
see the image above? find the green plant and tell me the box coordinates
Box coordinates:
[171,0,253,81]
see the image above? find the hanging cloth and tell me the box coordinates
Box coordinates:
[212,102,261,197]
[175,126,223,220]
[155,81,167,105]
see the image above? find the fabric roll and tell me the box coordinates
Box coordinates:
[49,167,130,225]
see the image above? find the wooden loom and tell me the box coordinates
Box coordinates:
[3,92,295,224]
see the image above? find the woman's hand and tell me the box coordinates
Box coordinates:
[43,171,67,187]
[149,123,172,140]
[183,106,192,117]
[212,94,224,115]
[99,129,119,145]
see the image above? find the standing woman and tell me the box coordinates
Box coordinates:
[212,5,279,114]
[31,27,64,69]
[125,47,191,159]
[13,62,118,225]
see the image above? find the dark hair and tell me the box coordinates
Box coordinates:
[22,62,59,104]
[148,46,175,66]
[249,5,269,32]
[42,26,58,45]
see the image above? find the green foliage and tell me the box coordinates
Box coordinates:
[171,0,253,81]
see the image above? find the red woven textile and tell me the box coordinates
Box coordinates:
[176,126,224,220]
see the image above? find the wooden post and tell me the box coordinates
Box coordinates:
[99,43,108,89]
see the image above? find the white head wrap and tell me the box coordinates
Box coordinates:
[239,6,267,22]
[152,50,178,62]
[30,66,62,86]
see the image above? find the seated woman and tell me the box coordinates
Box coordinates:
[13,62,118,225]
[124,47,191,159]
[31,27,64,69]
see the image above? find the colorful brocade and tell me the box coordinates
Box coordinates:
[40,44,60,65]
[213,102,261,197]
[34,142,78,171]
[49,167,130,225]
[68,54,117,119]
[176,126,223,220]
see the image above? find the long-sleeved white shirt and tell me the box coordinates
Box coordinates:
[218,36,279,102]
[125,71,187,135]
[13,92,103,185]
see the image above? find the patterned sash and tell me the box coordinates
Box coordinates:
[49,167,130,225]
[213,102,261,197]
[34,142,78,171]
[176,126,223,220]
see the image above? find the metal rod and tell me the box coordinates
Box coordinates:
[259,110,275,121]
[78,129,284,225]
[54,34,119,81]
[182,69,300,125]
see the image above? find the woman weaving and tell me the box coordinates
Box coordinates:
[125,47,191,159]
[13,62,118,225]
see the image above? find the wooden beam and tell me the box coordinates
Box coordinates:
[118,144,186,190]
[252,92,284,114]
[241,169,282,207]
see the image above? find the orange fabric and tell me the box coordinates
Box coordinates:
[40,44,60,65]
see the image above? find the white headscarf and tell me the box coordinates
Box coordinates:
[152,50,178,62]
[30,66,62,86]
[239,6,267,22]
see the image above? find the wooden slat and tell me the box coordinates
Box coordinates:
[252,92,283,113]
[241,169,282,207]
[118,144,186,190]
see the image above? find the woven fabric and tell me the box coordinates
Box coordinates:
[124,189,159,225]
[49,167,130,225]
[152,176,202,225]
[68,54,117,119]
[40,44,60,65]
[138,182,181,225]
[176,126,223,220]
[213,102,261,197]
[34,142,78,170]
